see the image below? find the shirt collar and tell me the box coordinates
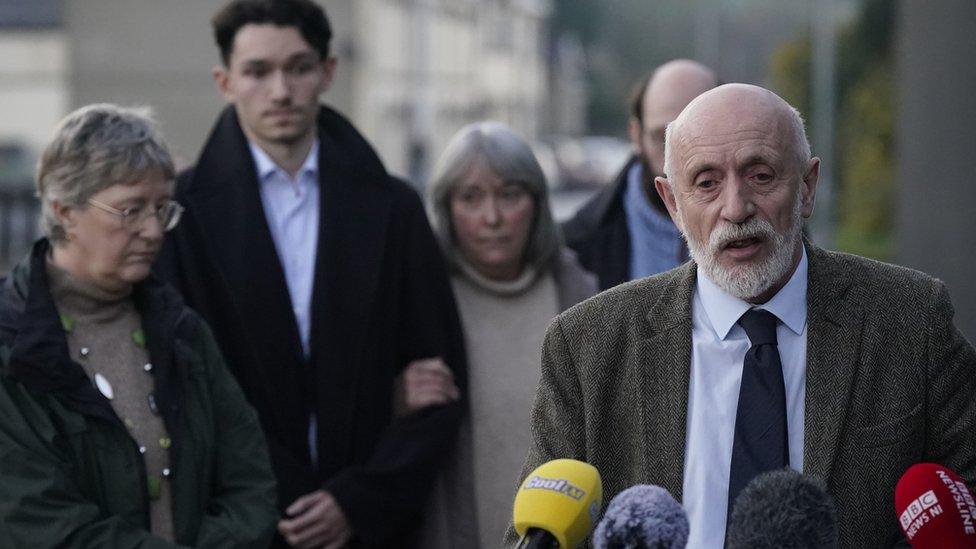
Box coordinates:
[247,138,319,182]
[697,245,808,340]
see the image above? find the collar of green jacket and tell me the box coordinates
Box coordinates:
[0,238,190,442]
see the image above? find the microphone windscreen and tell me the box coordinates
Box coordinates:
[895,462,976,548]
[513,458,603,549]
[592,485,688,549]
[726,468,838,549]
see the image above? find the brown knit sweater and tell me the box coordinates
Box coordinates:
[46,259,174,541]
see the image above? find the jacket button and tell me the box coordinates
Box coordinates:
[139,446,146,454]
[143,363,153,372]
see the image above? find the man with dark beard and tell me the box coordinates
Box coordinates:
[562,60,716,290]
[510,84,976,548]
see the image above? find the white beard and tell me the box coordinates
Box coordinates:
[680,195,803,301]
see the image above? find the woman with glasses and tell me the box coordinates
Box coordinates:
[418,121,597,548]
[0,104,277,547]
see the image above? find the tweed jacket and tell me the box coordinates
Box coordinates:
[509,242,976,548]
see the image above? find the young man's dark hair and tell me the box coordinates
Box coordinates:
[211,0,333,64]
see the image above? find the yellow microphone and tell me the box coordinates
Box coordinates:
[513,459,603,549]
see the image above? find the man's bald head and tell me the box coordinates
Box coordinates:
[630,59,717,179]
[652,83,820,303]
[662,83,811,182]
[644,60,718,132]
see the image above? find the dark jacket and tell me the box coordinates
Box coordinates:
[155,105,467,546]
[561,157,635,290]
[0,240,278,548]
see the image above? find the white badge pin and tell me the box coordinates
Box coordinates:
[94,373,114,400]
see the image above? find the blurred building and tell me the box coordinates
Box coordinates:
[321,0,553,185]
[56,0,553,187]
[0,0,64,268]
[0,0,66,169]
[547,33,587,137]
[0,0,561,268]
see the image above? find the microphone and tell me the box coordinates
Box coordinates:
[513,458,603,549]
[726,468,838,549]
[591,485,689,549]
[895,462,976,548]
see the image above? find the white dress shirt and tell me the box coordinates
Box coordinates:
[248,140,320,357]
[682,248,808,548]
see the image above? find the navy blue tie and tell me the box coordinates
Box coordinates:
[728,309,789,513]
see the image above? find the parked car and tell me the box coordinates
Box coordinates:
[549,135,631,190]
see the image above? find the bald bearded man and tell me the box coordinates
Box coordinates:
[563,59,717,289]
[510,84,976,547]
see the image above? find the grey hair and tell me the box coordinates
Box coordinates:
[426,121,562,274]
[662,104,811,183]
[36,103,175,241]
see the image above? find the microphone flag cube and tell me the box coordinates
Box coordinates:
[895,462,976,548]
[513,459,603,549]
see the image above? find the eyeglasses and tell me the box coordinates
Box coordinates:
[452,185,530,212]
[87,198,185,232]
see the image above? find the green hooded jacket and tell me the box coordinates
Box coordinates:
[0,240,278,548]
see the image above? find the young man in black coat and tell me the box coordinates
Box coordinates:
[155,1,465,547]
[562,60,716,290]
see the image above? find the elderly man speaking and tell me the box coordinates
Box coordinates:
[511,84,976,547]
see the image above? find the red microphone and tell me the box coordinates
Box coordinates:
[895,463,976,548]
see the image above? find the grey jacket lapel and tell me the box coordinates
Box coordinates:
[639,262,696,499]
[630,242,862,497]
[803,243,863,484]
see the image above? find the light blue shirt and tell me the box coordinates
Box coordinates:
[248,140,322,467]
[682,248,808,548]
[623,162,684,279]
[248,140,320,358]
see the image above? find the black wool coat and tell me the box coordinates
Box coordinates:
[561,157,635,290]
[155,105,467,547]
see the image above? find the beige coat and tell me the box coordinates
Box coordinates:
[508,242,976,548]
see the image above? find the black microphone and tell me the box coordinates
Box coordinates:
[726,468,838,549]
[591,485,689,549]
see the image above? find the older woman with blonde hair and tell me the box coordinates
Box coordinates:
[420,121,597,548]
[0,104,277,547]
